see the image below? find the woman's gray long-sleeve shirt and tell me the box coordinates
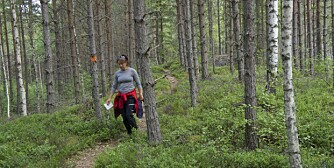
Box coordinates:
[111,67,142,94]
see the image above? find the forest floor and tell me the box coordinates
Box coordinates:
[67,70,177,168]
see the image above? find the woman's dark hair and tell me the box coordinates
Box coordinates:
[116,54,128,62]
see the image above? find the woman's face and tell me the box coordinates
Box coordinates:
[118,61,128,70]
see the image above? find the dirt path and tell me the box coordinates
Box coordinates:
[164,70,178,94]
[68,114,147,168]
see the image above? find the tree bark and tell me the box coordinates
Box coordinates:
[133,0,162,145]
[11,0,27,116]
[298,0,304,72]
[332,0,334,88]
[217,0,222,55]
[0,21,10,118]
[41,0,55,113]
[282,1,303,167]
[232,0,243,82]
[87,0,102,121]
[190,0,199,80]
[29,0,40,113]
[52,0,63,97]
[323,0,328,60]
[243,0,258,150]
[208,0,215,74]
[316,0,322,59]
[307,0,314,76]
[176,0,185,67]
[198,0,209,80]
[185,0,198,107]
[293,0,299,68]
[266,0,279,94]
[2,0,13,105]
[96,0,107,97]
[19,3,28,109]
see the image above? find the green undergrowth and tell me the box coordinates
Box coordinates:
[0,62,333,167]
[0,103,125,167]
[95,64,334,167]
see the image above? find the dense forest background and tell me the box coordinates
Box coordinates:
[0,0,334,167]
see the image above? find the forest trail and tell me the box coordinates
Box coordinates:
[164,69,178,94]
[67,114,147,168]
[67,71,176,167]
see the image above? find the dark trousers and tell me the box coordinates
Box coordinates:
[121,96,137,134]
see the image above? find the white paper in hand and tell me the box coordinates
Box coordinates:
[104,102,113,110]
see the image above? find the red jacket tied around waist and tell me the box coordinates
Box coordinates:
[113,89,139,118]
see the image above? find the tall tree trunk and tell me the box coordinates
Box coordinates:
[105,0,114,86]
[316,0,322,59]
[324,0,329,80]
[266,0,279,94]
[0,23,10,118]
[298,0,304,72]
[217,0,222,55]
[307,0,314,76]
[232,0,243,82]
[52,0,63,96]
[293,0,299,68]
[185,0,198,107]
[29,0,40,113]
[243,0,258,150]
[0,16,4,112]
[41,0,55,113]
[128,0,135,63]
[19,2,28,109]
[2,0,13,105]
[198,0,209,80]
[282,1,303,167]
[208,0,215,74]
[11,0,27,116]
[323,0,328,60]
[190,0,199,80]
[332,0,334,88]
[67,0,80,103]
[87,0,102,121]
[176,0,185,66]
[133,0,162,145]
[96,0,107,97]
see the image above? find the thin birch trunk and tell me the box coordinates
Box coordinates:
[19,3,28,109]
[266,0,279,94]
[11,0,27,116]
[282,1,303,167]
[2,0,13,104]
[0,26,10,118]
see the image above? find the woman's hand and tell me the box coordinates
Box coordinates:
[106,98,111,105]
[138,94,144,101]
